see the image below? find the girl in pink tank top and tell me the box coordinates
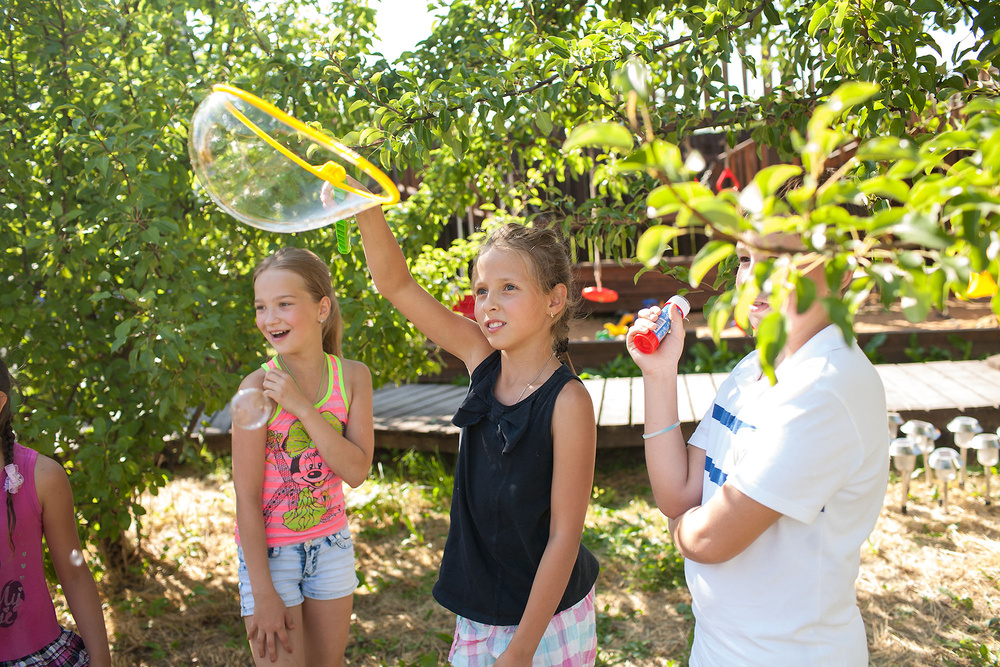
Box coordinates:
[0,358,111,666]
[231,248,374,666]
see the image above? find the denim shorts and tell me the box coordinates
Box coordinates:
[237,527,358,616]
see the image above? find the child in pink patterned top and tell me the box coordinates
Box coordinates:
[232,248,374,667]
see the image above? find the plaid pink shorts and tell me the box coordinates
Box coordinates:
[0,628,89,667]
[449,587,597,667]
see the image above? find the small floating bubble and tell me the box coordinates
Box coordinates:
[231,388,272,430]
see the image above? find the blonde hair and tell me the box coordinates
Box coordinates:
[475,223,578,370]
[253,248,343,357]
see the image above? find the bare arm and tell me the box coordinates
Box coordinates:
[668,483,781,563]
[497,382,596,665]
[353,205,493,371]
[231,370,295,662]
[262,360,374,487]
[38,457,111,667]
[626,305,704,517]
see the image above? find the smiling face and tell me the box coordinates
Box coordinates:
[254,268,330,353]
[472,248,562,352]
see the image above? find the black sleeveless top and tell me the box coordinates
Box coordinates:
[432,351,600,625]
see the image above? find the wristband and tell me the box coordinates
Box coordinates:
[642,420,681,440]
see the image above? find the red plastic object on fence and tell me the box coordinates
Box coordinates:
[716,166,741,192]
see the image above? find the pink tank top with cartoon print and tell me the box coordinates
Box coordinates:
[236,354,350,547]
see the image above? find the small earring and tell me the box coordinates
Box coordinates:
[549,312,555,319]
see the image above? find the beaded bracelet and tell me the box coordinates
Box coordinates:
[642,420,682,440]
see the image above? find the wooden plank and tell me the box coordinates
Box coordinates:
[893,363,991,411]
[685,373,719,422]
[631,377,645,427]
[890,364,965,410]
[408,385,467,416]
[922,360,1000,408]
[599,378,632,427]
[582,378,605,421]
[676,375,697,424]
[374,384,463,418]
[675,376,696,425]
[876,365,928,412]
[629,376,694,426]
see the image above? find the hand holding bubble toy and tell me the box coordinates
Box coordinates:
[188,84,400,251]
[633,295,691,354]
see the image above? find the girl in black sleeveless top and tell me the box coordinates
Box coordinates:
[356,208,599,666]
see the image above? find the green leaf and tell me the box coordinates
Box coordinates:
[615,141,683,177]
[756,312,786,384]
[859,176,910,203]
[690,240,735,287]
[893,212,951,249]
[857,136,919,162]
[636,225,684,268]
[808,2,832,35]
[830,81,880,109]
[753,164,803,199]
[646,182,714,217]
[536,111,553,136]
[901,276,932,323]
[562,122,633,152]
[791,271,817,314]
[690,199,748,235]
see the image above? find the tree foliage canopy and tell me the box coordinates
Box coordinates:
[2,0,997,569]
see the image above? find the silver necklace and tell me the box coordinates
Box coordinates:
[515,351,555,403]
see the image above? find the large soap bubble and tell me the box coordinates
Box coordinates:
[188,84,399,241]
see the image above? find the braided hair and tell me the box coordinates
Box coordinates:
[476,223,579,373]
[0,357,16,553]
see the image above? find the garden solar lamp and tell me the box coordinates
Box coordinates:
[927,448,961,513]
[900,420,940,485]
[889,437,921,514]
[946,416,982,488]
[888,412,903,440]
[970,433,1000,506]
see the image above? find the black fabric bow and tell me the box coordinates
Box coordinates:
[452,376,531,454]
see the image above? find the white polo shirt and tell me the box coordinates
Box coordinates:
[686,325,889,666]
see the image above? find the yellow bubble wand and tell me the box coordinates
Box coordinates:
[189,84,400,251]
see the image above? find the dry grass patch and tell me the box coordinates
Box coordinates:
[49,451,1000,666]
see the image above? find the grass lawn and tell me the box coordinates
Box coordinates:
[58,449,1000,666]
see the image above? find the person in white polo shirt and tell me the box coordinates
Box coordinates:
[626,232,889,666]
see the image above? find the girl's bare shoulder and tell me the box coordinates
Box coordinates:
[341,358,373,388]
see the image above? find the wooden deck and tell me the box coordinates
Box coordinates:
[371,360,1000,451]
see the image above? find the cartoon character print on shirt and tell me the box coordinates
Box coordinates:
[262,410,346,533]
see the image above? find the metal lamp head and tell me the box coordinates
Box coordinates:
[889,437,920,473]
[901,420,940,453]
[947,416,983,448]
[928,448,961,481]
[971,433,1000,467]
[888,412,904,438]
